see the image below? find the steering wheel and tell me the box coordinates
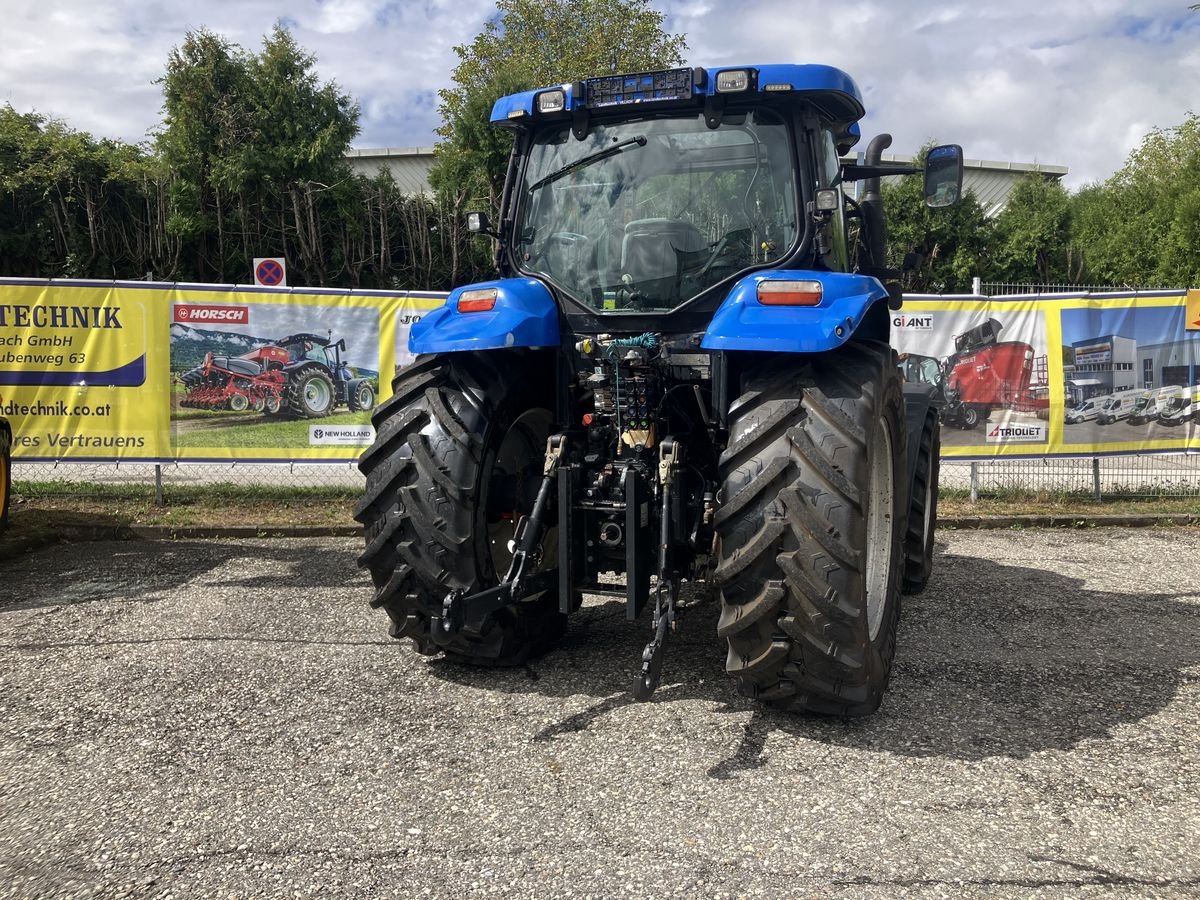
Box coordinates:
[698,228,751,278]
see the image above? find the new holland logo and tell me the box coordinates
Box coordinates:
[986,422,1048,443]
[309,425,375,446]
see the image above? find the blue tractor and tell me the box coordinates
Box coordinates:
[356,65,961,714]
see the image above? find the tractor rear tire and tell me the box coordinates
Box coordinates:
[285,366,335,418]
[354,353,566,665]
[715,340,907,716]
[902,412,940,595]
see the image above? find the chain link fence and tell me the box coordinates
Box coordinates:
[11,453,1200,503]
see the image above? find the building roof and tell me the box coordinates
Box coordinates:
[848,153,1069,217]
[345,147,437,195]
[346,146,1069,214]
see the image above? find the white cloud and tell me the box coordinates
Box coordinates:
[0,0,1196,186]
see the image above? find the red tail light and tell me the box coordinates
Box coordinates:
[457,288,498,313]
[757,280,822,306]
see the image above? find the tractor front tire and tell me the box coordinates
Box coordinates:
[286,366,336,418]
[715,341,907,716]
[348,380,376,413]
[354,354,566,665]
[902,412,940,595]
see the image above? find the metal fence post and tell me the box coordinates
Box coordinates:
[154,464,165,506]
[1092,457,1102,501]
[970,462,979,503]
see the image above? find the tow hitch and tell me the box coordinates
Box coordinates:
[432,434,567,644]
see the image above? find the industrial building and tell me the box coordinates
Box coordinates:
[1137,338,1200,389]
[1066,334,1137,403]
[344,147,1068,213]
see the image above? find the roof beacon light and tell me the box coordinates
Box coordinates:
[457,288,498,313]
[715,69,750,93]
[537,89,566,113]
[758,280,823,306]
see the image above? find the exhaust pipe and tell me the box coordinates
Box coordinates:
[859,133,892,277]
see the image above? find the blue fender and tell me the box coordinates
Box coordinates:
[700,271,889,353]
[410,278,560,354]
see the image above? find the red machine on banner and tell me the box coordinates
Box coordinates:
[899,318,1049,429]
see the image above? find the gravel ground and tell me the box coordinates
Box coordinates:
[2,529,1199,898]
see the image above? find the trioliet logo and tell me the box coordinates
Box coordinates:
[174,304,249,325]
[986,422,1048,443]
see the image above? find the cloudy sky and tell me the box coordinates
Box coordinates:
[3,0,1198,188]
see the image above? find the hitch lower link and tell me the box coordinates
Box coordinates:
[633,436,683,701]
[433,434,567,644]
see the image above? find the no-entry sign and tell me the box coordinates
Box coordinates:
[253,257,287,288]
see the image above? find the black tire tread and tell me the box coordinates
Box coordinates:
[355,354,565,665]
[715,340,906,716]
[902,413,940,595]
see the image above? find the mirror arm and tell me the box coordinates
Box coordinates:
[842,162,921,182]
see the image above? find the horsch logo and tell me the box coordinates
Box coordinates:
[174,304,249,325]
[986,422,1048,443]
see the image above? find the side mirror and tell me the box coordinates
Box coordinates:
[466,211,497,236]
[337,339,347,352]
[924,144,964,208]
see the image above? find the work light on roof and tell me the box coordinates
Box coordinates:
[715,69,750,93]
[537,89,566,113]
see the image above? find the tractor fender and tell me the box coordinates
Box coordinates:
[700,271,889,353]
[411,278,560,355]
[902,382,939,492]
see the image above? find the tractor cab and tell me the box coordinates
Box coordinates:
[447,64,964,337]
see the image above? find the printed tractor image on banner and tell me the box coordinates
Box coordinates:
[896,291,1200,459]
[0,282,169,459]
[170,294,390,461]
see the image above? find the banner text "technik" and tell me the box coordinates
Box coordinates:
[0,305,123,329]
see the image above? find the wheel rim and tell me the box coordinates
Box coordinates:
[864,416,896,641]
[487,408,553,580]
[229,393,248,412]
[359,385,374,408]
[922,450,935,551]
[266,396,281,414]
[304,378,331,412]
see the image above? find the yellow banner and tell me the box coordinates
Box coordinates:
[0,280,445,462]
[0,283,170,458]
[897,291,1200,458]
[1187,288,1200,331]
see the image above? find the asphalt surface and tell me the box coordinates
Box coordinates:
[2,530,1200,898]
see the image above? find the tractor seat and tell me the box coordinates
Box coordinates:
[621,218,706,304]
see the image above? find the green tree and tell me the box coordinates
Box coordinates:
[991,173,1083,285]
[1070,113,1200,288]
[156,26,360,283]
[431,0,687,221]
[0,105,165,279]
[881,147,995,293]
